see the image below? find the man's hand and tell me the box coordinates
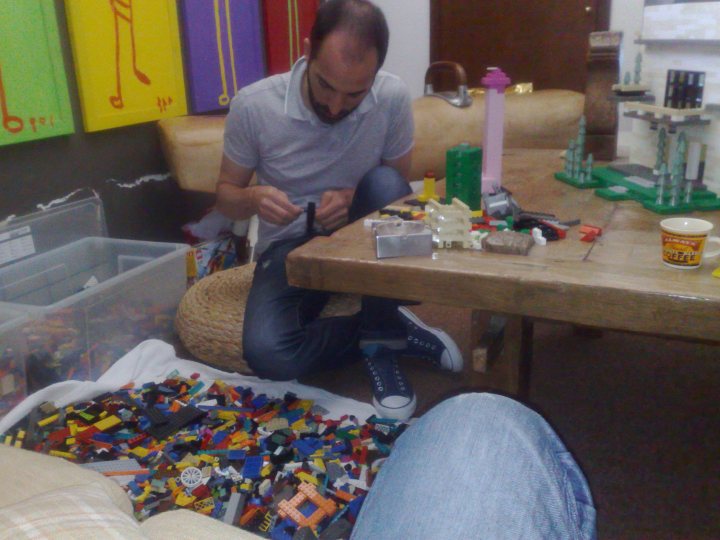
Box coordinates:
[252,185,303,226]
[316,188,355,231]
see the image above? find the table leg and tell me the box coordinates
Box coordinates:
[501,315,533,397]
[470,312,533,397]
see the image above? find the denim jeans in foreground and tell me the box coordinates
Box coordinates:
[351,393,597,540]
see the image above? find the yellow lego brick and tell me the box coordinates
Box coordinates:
[130,446,149,458]
[471,210,484,218]
[38,414,59,427]
[167,478,178,491]
[217,411,238,422]
[93,415,121,432]
[261,464,273,477]
[65,437,76,445]
[296,472,318,485]
[194,497,214,514]
[292,399,314,412]
[175,492,196,507]
[69,424,78,436]
[290,419,307,432]
[49,450,76,460]
[232,431,248,443]
[313,458,326,472]
[3,435,11,445]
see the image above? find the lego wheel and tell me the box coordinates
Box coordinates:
[180,466,202,489]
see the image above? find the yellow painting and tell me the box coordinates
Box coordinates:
[65,0,187,132]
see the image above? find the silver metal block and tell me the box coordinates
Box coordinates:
[374,221,433,259]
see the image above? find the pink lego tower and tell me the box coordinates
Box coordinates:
[481,67,512,194]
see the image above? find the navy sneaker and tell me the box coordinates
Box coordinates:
[398,306,464,372]
[363,344,417,420]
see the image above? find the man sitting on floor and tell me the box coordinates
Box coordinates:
[215,0,462,420]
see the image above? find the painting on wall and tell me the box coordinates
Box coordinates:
[0,1,74,147]
[65,0,187,132]
[643,0,720,41]
[262,0,319,75]
[180,0,265,114]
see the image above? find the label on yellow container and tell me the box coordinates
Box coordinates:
[661,231,706,268]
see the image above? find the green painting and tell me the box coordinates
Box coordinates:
[0,1,74,146]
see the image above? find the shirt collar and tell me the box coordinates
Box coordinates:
[284,57,379,124]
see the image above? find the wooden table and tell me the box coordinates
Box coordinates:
[286,148,720,393]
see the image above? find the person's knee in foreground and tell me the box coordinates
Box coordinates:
[351,393,597,540]
[215,0,463,421]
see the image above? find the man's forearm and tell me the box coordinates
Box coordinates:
[215,182,259,221]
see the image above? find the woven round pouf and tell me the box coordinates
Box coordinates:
[175,263,361,373]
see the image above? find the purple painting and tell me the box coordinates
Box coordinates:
[180,0,265,113]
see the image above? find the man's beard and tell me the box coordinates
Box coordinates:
[306,70,353,125]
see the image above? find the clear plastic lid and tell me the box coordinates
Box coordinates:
[0,197,107,270]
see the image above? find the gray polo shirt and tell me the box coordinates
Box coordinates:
[223,57,414,254]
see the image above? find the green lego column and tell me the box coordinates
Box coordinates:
[445,143,482,211]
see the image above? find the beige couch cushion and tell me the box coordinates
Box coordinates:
[0,445,261,539]
[141,510,260,539]
[0,483,145,540]
[410,89,584,180]
[0,444,131,515]
[158,89,584,194]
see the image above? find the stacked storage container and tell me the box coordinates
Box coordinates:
[0,198,189,416]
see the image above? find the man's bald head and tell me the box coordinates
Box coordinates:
[309,0,389,70]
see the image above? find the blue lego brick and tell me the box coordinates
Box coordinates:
[348,495,365,520]
[251,394,269,408]
[300,501,318,518]
[331,441,348,454]
[242,456,263,479]
[91,433,114,443]
[211,500,224,518]
[270,518,296,540]
[212,431,228,445]
[228,450,246,461]
[292,439,322,458]
[127,481,143,496]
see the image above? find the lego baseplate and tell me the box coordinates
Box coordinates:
[554,166,720,215]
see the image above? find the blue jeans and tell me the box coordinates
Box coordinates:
[243,166,412,380]
[352,393,597,540]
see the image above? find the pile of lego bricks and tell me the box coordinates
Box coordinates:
[1,373,406,539]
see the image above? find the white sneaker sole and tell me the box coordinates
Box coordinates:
[398,306,464,372]
[373,394,417,421]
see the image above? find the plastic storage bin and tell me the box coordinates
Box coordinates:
[0,197,106,267]
[0,237,189,392]
[0,306,31,418]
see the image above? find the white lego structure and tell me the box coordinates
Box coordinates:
[622,1,720,194]
[425,198,471,249]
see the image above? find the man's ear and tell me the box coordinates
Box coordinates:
[303,37,311,59]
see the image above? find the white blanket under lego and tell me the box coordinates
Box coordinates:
[0,339,376,433]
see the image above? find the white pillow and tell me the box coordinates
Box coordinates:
[0,482,146,540]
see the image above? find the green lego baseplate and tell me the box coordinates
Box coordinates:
[554,166,720,215]
[553,171,604,189]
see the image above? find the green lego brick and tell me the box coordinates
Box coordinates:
[693,198,720,212]
[594,187,635,201]
[641,200,694,214]
[446,143,482,211]
[554,172,604,189]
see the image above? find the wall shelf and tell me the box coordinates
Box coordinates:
[635,39,720,46]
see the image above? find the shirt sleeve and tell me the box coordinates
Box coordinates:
[223,92,259,169]
[382,80,415,162]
